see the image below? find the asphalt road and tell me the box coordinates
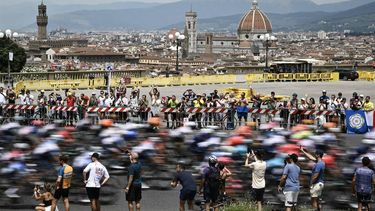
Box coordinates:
[30,81,375,100]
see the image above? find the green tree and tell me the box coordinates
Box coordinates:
[0,37,27,73]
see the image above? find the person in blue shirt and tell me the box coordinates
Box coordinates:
[278,154,300,211]
[300,147,325,211]
[125,152,142,211]
[171,161,197,211]
[236,92,249,126]
[352,157,375,211]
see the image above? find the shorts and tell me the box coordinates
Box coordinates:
[284,191,299,207]
[357,192,372,203]
[180,189,196,201]
[126,184,142,202]
[54,188,70,199]
[86,187,100,200]
[237,112,248,119]
[310,183,324,198]
[252,188,265,202]
[204,189,219,204]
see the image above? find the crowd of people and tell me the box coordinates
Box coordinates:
[0,86,373,130]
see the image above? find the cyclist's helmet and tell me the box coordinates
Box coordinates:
[208,155,218,167]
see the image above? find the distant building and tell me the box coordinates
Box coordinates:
[317,30,327,40]
[37,1,48,40]
[184,10,198,54]
[187,0,273,55]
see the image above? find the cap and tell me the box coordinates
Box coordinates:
[360,94,364,97]
[92,92,96,95]
[301,98,305,101]
[41,90,45,92]
[322,90,326,93]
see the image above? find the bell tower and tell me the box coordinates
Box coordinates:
[37,0,48,40]
[185,9,197,54]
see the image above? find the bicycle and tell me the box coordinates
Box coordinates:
[218,110,238,130]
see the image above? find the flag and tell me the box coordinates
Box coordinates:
[365,110,375,130]
[9,52,13,61]
[345,110,369,134]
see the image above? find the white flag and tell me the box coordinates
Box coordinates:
[9,52,14,61]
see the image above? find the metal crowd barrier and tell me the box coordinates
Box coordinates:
[1,104,347,130]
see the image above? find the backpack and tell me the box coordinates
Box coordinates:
[207,167,220,192]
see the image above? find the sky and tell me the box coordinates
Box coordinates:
[7,0,349,5]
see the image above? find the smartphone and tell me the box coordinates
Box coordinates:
[247,145,252,154]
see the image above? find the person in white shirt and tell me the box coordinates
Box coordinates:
[83,153,110,211]
[245,150,267,211]
[115,93,129,107]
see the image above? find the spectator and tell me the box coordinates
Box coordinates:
[300,148,325,210]
[359,94,365,108]
[352,157,375,211]
[168,95,179,129]
[125,152,142,211]
[139,95,149,122]
[319,90,329,104]
[79,94,90,120]
[171,162,197,211]
[279,101,289,128]
[218,162,232,199]
[236,92,249,126]
[288,93,299,126]
[251,94,262,128]
[308,97,316,110]
[83,153,110,211]
[199,156,220,211]
[245,150,266,211]
[278,154,300,211]
[183,89,196,107]
[51,155,73,211]
[65,92,76,126]
[89,93,99,107]
[263,91,277,122]
[363,96,374,111]
[37,90,48,118]
[98,91,105,107]
[336,92,343,104]
[33,183,55,211]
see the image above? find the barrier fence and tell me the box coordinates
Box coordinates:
[15,72,340,92]
[1,104,344,129]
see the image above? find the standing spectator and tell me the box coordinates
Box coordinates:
[350,92,361,110]
[363,96,374,111]
[288,93,299,126]
[359,94,365,108]
[300,148,325,211]
[199,156,220,211]
[104,93,112,107]
[183,89,196,107]
[178,97,189,125]
[37,90,48,119]
[319,90,329,104]
[48,93,57,119]
[279,101,289,128]
[236,92,248,126]
[7,88,16,117]
[206,96,215,126]
[278,154,300,211]
[218,163,232,199]
[18,89,26,116]
[251,94,262,128]
[89,93,99,107]
[116,92,129,121]
[168,95,179,129]
[336,92,343,104]
[98,91,106,107]
[193,95,203,129]
[149,87,160,117]
[171,161,197,211]
[245,150,266,211]
[263,91,277,122]
[51,155,73,211]
[83,153,110,211]
[129,89,140,117]
[125,152,142,211]
[352,157,375,211]
[0,87,6,116]
[139,94,149,122]
[79,94,90,120]
[24,90,35,119]
[65,92,76,126]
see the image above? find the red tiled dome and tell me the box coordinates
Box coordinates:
[238,0,272,34]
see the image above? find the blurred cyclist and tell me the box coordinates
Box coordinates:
[352,157,375,211]
[199,155,220,211]
[51,155,73,211]
[83,153,110,211]
[125,152,142,211]
[171,161,197,211]
[300,147,325,211]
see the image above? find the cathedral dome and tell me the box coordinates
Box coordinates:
[238,0,272,34]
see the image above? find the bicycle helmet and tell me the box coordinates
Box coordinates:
[208,155,218,166]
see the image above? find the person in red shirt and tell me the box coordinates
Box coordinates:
[65,92,76,126]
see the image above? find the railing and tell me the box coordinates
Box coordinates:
[0,69,147,84]
[1,104,350,129]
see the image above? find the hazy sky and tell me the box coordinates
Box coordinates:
[12,0,349,5]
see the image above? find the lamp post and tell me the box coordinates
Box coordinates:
[0,29,19,88]
[259,34,277,71]
[168,32,185,77]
